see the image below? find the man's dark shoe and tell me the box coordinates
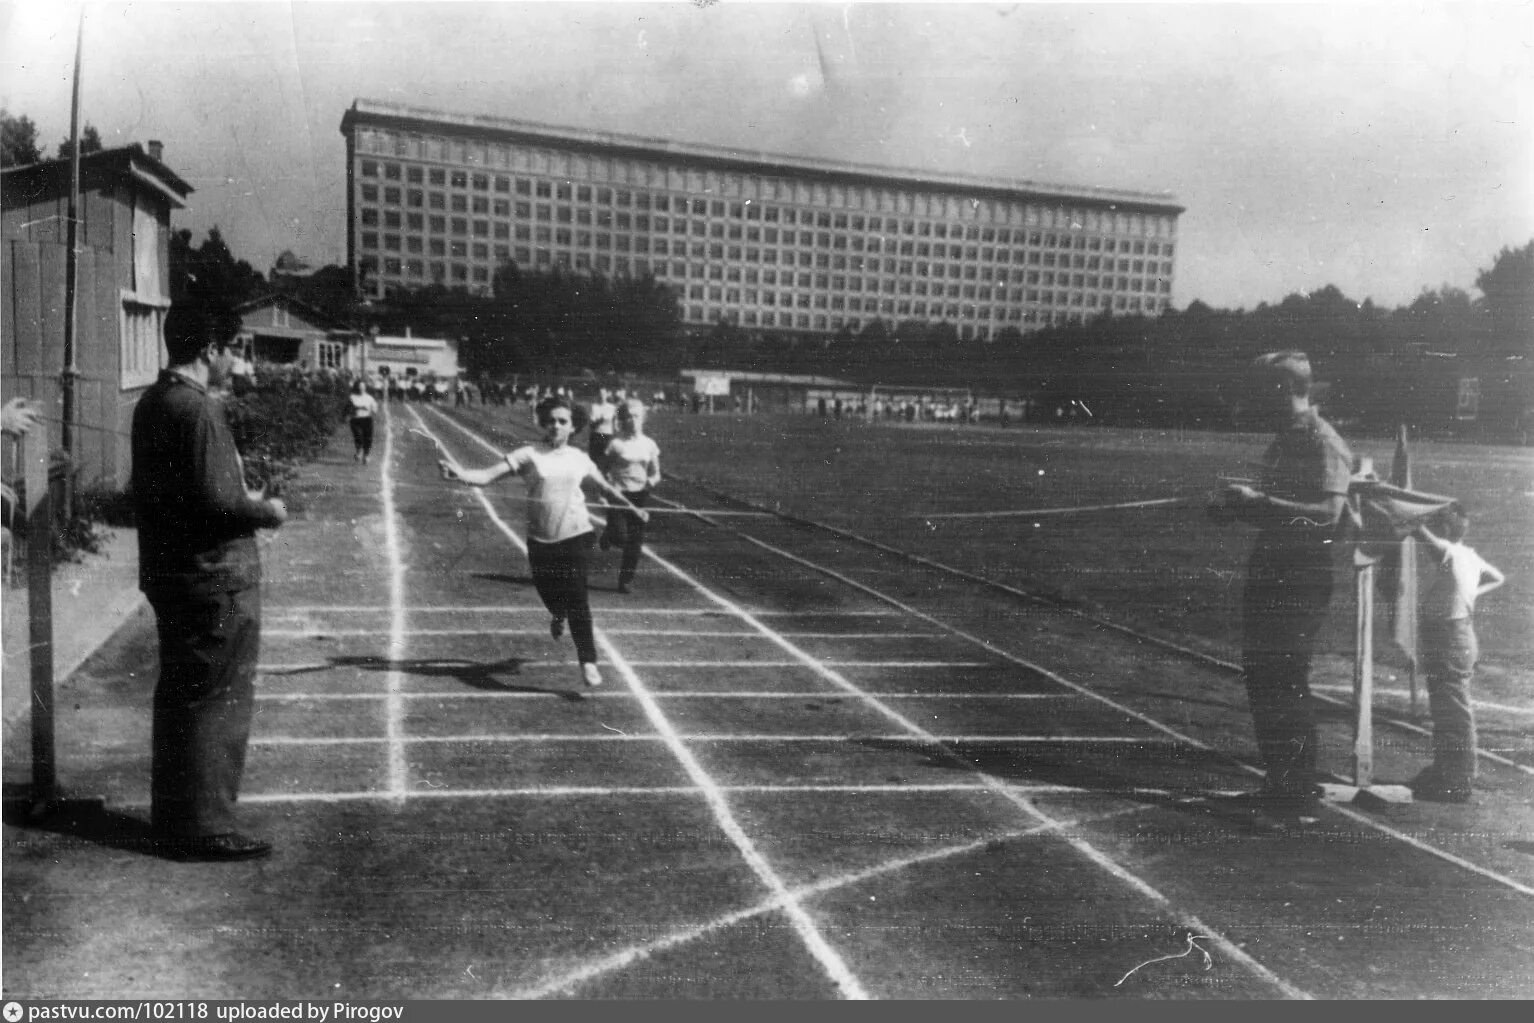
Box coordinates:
[160,833,272,862]
[1410,778,1473,804]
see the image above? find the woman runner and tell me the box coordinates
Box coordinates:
[439,395,648,688]
[600,398,662,593]
[348,379,380,463]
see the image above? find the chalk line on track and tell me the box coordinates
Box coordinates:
[250,734,1180,746]
[657,495,1534,903]
[503,804,1157,999]
[675,482,1534,778]
[234,783,1191,804]
[254,690,1078,702]
[274,606,904,617]
[378,404,410,801]
[411,407,873,1000]
[631,536,1312,999]
[257,660,994,673]
[264,628,945,639]
[427,406,1310,1000]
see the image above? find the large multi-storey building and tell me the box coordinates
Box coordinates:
[340,98,1183,340]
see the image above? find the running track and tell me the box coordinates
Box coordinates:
[5,402,1532,999]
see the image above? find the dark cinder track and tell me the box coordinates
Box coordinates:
[3,402,1531,1000]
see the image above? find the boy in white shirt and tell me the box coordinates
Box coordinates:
[1411,504,1505,802]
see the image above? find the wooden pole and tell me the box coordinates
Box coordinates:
[24,432,58,810]
[59,10,85,521]
[1353,555,1376,788]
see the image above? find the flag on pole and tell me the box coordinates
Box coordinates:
[1385,424,1419,665]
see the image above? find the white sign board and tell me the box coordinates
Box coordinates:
[693,372,732,396]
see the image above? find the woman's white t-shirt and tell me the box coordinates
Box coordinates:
[506,444,598,543]
[349,392,379,418]
[604,435,660,493]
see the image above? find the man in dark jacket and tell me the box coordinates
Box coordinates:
[132,326,287,860]
[1210,350,1353,814]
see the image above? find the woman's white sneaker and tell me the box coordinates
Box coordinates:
[581,662,603,688]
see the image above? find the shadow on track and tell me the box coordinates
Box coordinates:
[2,789,159,857]
[262,655,586,701]
[853,737,1249,804]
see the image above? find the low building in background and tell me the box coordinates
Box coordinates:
[365,330,459,385]
[1,142,193,488]
[234,293,358,373]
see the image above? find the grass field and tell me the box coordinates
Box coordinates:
[647,413,1534,680]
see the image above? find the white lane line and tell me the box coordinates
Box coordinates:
[274,606,902,617]
[632,537,1310,998]
[414,408,871,1001]
[506,804,1158,1000]
[254,691,1081,702]
[236,783,1176,803]
[1323,803,1534,898]
[1310,683,1534,717]
[699,510,1534,902]
[264,628,940,639]
[258,660,993,671]
[250,734,1175,746]
[378,405,410,801]
[434,410,1305,1001]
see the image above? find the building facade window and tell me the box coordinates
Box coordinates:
[346,106,1179,335]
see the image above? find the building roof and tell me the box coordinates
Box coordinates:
[371,334,454,350]
[681,369,856,388]
[341,98,1183,216]
[0,143,194,209]
[235,292,354,332]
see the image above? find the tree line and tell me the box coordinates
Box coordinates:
[2,108,104,166]
[165,220,1531,438]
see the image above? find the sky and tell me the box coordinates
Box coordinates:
[2,0,1531,312]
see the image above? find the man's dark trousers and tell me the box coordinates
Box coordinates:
[149,586,261,838]
[1241,539,1335,794]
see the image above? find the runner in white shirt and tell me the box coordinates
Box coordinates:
[440,395,649,688]
[600,398,662,593]
[347,380,380,464]
[587,391,617,464]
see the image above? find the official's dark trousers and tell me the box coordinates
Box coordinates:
[602,488,651,587]
[1241,540,1335,794]
[149,587,261,838]
[527,533,597,664]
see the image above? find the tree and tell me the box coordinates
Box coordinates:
[1,108,43,167]
[55,124,103,161]
[166,227,267,347]
[1476,240,1534,356]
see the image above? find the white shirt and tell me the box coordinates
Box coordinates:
[1423,542,1494,621]
[589,401,616,436]
[504,444,598,543]
[349,392,379,419]
[604,435,660,493]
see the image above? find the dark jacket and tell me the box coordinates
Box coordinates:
[131,370,283,598]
